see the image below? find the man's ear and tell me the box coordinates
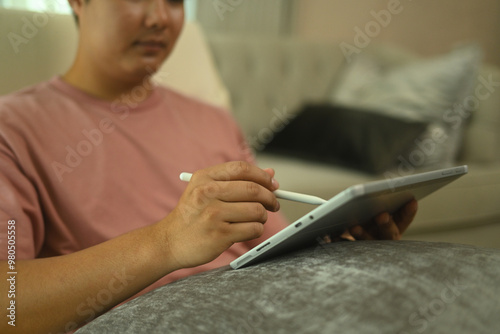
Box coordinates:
[67,0,85,19]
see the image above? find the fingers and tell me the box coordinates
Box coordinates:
[354,213,404,241]
[213,180,280,211]
[186,179,279,213]
[193,161,279,192]
[394,199,418,235]
[339,230,356,241]
[206,202,269,224]
[227,222,266,243]
[349,225,375,240]
[187,162,280,212]
[349,199,418,241]
[201,202,269,244]
[373,212,401,240]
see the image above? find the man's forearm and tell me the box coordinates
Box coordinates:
[1,222,177,334]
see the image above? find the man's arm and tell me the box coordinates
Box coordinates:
[0,161,280,334]
[1,222,178,334]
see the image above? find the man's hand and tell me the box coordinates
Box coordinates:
[347,199,418,241]
[158,161,280,270]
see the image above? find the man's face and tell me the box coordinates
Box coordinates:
[76,0,185,82]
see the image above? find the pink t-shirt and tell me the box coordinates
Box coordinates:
[0,77,287,294]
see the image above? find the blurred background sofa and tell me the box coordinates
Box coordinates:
[205,34,500,249]
[1,4,499,249]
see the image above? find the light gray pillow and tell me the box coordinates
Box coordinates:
[330,45,482,170]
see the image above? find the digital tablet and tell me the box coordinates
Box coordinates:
[230,165,468,269]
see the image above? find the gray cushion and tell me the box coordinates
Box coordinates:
[330,45,482,170]
[76,241,500,333]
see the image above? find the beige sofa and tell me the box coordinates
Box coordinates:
[1,8,499,249]
[205,34,500,249]
[208,35,500,247]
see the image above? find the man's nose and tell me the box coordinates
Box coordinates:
[145,0,171,29]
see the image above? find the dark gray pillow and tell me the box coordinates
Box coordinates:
[262,103,428,174]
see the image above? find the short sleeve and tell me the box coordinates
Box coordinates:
[0,129,44,260]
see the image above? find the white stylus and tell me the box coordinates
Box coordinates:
[179,172,328,205]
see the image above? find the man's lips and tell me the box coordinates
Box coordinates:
[134,40,167,52]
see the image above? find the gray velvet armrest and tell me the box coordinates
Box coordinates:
[76,241,500,333]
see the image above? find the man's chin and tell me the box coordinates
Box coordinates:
[123,60,164,81]
[141,55,169,74]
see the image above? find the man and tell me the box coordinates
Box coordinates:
[0,1,417,333]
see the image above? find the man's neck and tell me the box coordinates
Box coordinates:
[62,58,154,103]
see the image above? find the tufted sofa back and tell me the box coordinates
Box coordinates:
[206,34,346,143]
[206,34,500,164]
